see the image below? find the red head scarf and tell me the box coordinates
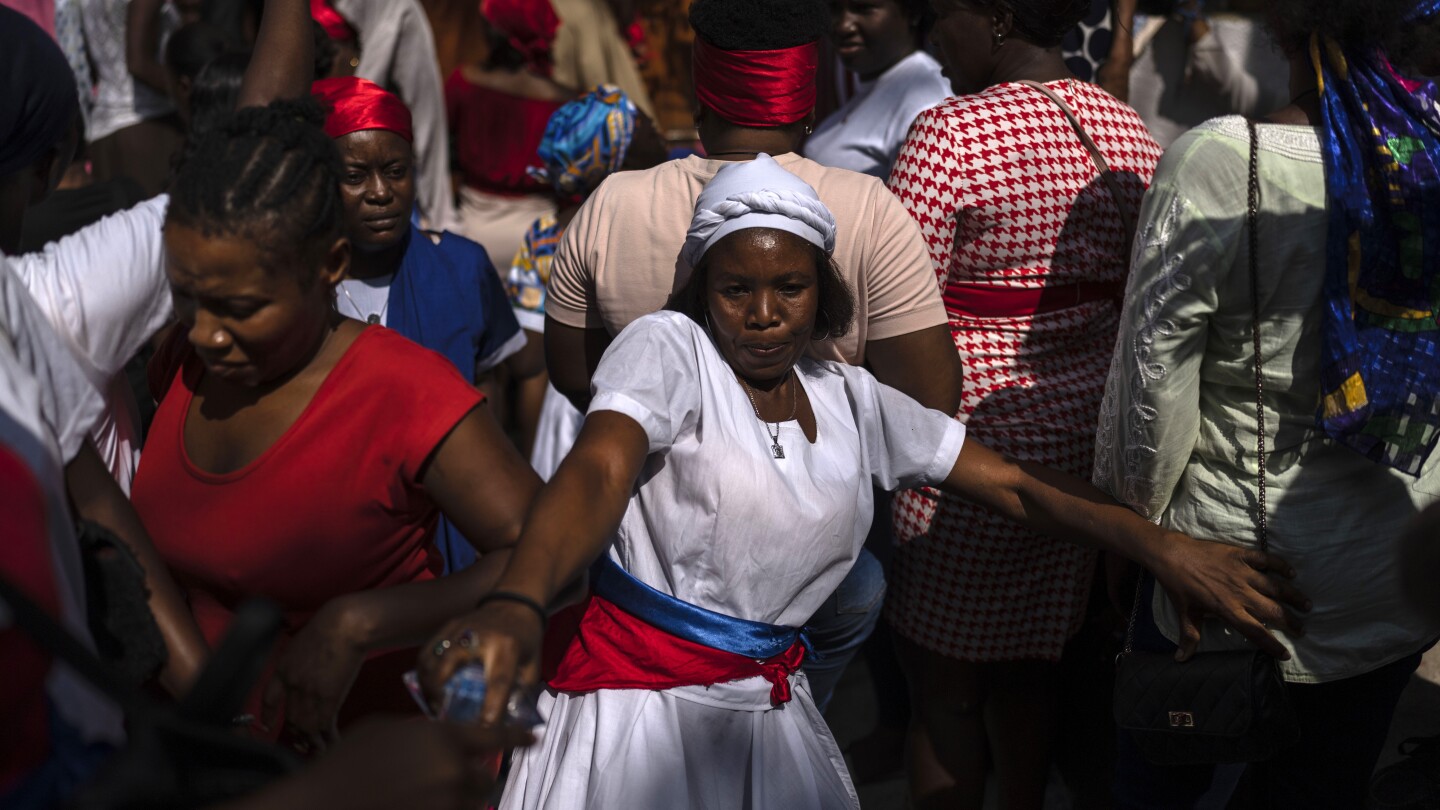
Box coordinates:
[480,0,560,75]
[691,37,818,128]
[311,76,414,143]
[309,0,355,42]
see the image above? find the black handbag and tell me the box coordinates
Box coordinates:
[1111,119,1301,767]
[0,574,299,808]
[78,519,169,686]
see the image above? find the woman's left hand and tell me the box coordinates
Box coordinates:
[1147,532,1311,662]
[260,598,369,753]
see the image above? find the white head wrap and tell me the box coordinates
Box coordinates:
[681,153,837,268]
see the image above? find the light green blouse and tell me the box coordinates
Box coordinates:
[1093,116,1440,684]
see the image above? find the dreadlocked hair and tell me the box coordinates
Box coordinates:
[168,97,342,287]
[688,0,829,50]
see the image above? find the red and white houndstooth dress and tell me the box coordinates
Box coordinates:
[885,79,1162,662]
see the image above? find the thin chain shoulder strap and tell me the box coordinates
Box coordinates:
[1247,118,1268,554]
[1120,119,1268,655]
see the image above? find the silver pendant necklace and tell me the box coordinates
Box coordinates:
[738,371,798,459]
[338,281,389,325]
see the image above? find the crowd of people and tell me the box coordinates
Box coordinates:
[1,0,1438,808]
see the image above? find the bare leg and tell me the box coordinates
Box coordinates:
[895,633,988,810]
[983,660,1056,810]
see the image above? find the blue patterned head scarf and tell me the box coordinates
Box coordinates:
[1312,0,1440,475]
[528,84,637,197]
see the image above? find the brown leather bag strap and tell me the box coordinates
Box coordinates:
[1018,80,1138,248]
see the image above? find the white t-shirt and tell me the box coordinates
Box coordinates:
[804,51,952,180]
[11,195,173,494]
[0,260,125,746]
[335,269,526,376]
[502,311,963,810]
[336,274,395,326]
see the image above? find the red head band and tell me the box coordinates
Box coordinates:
[309,0,355,42]
[691,37,818,128]
[480,0,560,76]
[311,76,414,143]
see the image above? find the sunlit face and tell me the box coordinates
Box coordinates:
[830,0,917,80]
[703,229,822,384]
[336,129,415,253]
[928,0,997,96]
[163,223,345,387]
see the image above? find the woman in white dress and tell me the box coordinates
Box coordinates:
[417,155,1308,809]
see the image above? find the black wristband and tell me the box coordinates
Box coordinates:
[478,590,549,626]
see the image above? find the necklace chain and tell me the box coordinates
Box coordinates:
[738,372,798,459]
[338,280,389,325]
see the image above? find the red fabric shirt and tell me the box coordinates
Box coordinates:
[444,68,564,197]
[0,446,59,793]
[132,327,483,735]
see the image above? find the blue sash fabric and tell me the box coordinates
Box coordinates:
[386,226,519,573]
[1311,17,1440,474]
[589,555,811,661]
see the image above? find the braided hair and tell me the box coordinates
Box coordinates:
[688,0,829,49]
[168,98,342,286]
[963,0,1093,48]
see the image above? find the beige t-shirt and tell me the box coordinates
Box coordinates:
[546,152,947,366]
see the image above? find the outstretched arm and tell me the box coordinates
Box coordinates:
[236,0,314,108]
[261,403,543,748]
[415,411,649,723]
[939,440,1310,661]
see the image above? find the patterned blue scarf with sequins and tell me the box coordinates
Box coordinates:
[1313,0,1440,475]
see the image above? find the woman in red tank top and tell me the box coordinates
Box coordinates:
[129,98,541,754]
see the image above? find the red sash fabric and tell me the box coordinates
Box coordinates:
[691,38,818,128]
[312,76,414,143]
[543,595,807,706]
[308,0,354,41]
[942,281,1123,319]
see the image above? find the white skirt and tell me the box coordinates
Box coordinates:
[529,383,583,481]
[498,673,859,810]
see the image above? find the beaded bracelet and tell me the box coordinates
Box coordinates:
[478,590,549,627]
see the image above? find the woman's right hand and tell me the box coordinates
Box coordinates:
[416,601,546,726]
[1146,531,1311,662]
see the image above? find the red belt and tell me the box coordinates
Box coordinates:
[942,281,1123,319]
[541,595,808,705]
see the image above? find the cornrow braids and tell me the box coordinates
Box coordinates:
[168,98,342,286]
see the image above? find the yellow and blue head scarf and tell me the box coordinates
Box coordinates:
[528,84,637,198]
[1314,0,1440,474]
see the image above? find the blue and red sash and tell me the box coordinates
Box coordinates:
[543,557,811,705]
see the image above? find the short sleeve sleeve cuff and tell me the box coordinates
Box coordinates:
[922,419,966,487]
